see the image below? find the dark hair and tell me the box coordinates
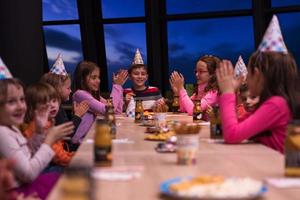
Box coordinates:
[248,51,300,117]
[74,61,100,100]
[239,83,248,94]
[193,55,221,95]
[40,72,70,101]
[128,64,148,75]
[25,82,59,123]
[0,78,24,106]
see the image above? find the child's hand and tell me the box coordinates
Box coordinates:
[125,92,135,105]
[34,104,50,134]
[44,122,74,146]
[113,69,128,86]
[155,98,166,107]
[216,60,243,94]
[73,101,89,118]
[16,192,41,200]
[169,71,185,94]
[206,105,213,116]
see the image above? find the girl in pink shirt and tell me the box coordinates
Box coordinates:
[216,51,299,153]
[170,55,220,119]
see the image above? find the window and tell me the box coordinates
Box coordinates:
[272,0,300,7]
[43,25,83,74]
[167,0,251,15]
[168,16,254,84]
[102,0,144,18]
[277,13,300,67]
[42,0,79,21]
[104,23,147,89]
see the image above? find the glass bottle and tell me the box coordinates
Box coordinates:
[172,95,180,113]
[209,105,223,139]
[193,100,202,122]
[135,99,144,123]
[285,119,300,177]
[94,119,112,167]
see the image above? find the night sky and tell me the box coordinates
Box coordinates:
[42,0,300,89]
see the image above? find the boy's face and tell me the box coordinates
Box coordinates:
[130,67,148,88]
[240,90,260,112]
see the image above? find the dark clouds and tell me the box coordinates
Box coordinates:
[44,28,82,52]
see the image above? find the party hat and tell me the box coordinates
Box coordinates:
[258,15,288,53]
[50,53,68,75]
[132,48,144,65]
[234,56,248,77]
[0,57,13,80]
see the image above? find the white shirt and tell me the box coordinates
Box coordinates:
[0,125,54,187]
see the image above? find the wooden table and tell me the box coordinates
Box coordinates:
[47,113,300,200]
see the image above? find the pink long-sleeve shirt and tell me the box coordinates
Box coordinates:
[179,83,218,115]
[71,84,123,144]
[220,93,291,154]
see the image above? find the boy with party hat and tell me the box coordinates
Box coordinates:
[216,15,300,153]
[124,49,164,117]
[40,53,89,151]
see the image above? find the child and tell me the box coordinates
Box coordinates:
[236,84,260,121]
[40,53,89,150]
[169,55,220,118]
[72,61,128,144]
[23,82,75,168]
[0,74,74,199]
[124,49,165,115]
[216,15,300,153]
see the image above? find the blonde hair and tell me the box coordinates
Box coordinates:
[40,72,70,101]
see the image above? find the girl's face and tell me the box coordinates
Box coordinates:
[60,78,71,102]
[49,98,59,119]
[195,61,211,84]
[86,69,100,92]
[130,68,148,89]
[247,68,264,97]
[0,85,27,126]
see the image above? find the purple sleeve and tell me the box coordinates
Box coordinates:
[110,84,124,114]
[73,90,106,114]
[220,93,289,143]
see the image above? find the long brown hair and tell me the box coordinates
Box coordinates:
[74,61,101,100]
[248,51,300,117]
[0,78,24,106]
[193,55,221,95]
[25,82,59,123]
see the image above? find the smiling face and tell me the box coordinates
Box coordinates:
[0,84,27,126]
[86,68,100,92]
[246,67,264,98]
[130,67,148,90]
[195,60,211,85]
